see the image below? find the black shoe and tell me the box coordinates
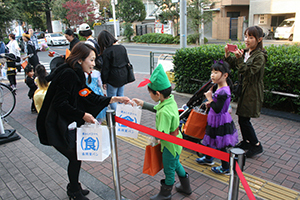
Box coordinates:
[67,190,89,200]
[67,183,90,196]
[246,143,263,158]
[235,140,251,150]
[31,109,37,114]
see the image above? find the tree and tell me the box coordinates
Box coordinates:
[187,0,214,44]
[151,0,179,36]
[63,0,100,27]
[52,0,69,26]
[0,0,17,40]
[95,0,112,20]
[116,0,146,23]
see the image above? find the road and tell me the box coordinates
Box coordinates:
[18,39,293,80]
[34,44,180,75]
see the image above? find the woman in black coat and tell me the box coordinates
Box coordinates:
[98,30,132,111]
[22,33,40,71]
[36,42,130,200]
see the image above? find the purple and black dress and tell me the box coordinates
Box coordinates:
[202,86,238,149]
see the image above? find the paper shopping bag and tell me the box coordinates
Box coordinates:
[116,104,142,138]
[77,123,111,162]
[21,61,28,69]
[183,109,207,139]
[142,144,163,176]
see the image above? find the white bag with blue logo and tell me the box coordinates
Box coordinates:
[76,123,111,162]
[116,103,142,138]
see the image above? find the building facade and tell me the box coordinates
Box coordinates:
[249,0,299,41]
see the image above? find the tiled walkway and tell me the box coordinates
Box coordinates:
[0,73,299,200]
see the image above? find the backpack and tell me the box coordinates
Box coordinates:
[0,41,8,54]
[87,38,103,71]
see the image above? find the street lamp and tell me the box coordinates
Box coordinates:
[111,0,118,39]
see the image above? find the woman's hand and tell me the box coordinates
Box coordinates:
[103,84,107,90]
[234,49,244,59]
[22,56,27,61]
[225,44,230,58]
[110,96,131,104]
[132,98,144,107]
[83,113,96,123]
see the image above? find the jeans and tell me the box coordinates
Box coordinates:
[238,116,259,145]
[106,83,124,111]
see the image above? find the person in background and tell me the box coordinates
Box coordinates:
[25,65,37,113]
[224,26,267,158]
[33,64,49,113]
[22,32,40,71]
[36,42,131,200]
[6,33,21,73]
[98,30,131,110]
[64,28,80,51]
[28,28,39,51]
[85,69,107,124]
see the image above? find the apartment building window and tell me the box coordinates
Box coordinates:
[227,12,240,18]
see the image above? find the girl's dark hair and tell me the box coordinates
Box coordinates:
[35,64,48,88]
[244,26,265,52]
[79,29,92,37]
[147,86,172,98]
[9,33,15,40]
[97,30,118,55]
[64,28,78,39]
[211,60,233,91]
[24,65,34,74]
[66,42,97,69]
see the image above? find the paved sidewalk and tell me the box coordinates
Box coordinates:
[0,73,299,200]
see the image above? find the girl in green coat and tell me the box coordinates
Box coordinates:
[224,26,267,158]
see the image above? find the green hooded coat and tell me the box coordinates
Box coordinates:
[225,49,267,118]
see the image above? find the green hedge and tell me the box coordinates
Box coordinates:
[133,33,178,44]
[173,44,300,114]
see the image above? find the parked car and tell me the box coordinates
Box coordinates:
[34,31,47,51]
[274,18,295,41]
[45,33,69,46]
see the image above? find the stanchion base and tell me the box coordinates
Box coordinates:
[0,129,20,145]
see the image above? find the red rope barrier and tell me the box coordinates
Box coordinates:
[115,116,255,199]
[115,116,229,162]
[235,162,256,200]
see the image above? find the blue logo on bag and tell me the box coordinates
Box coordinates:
[80,137,99,151]
[118,115,137,127]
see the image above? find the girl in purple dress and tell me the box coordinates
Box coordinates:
[196,60,238,175]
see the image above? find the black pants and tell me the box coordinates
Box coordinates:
[238,116,259,145]
[7,74,16,87]
[54,146,82,191]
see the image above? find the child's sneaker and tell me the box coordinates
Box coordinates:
[211,166,230,175]
[195,156,214,165]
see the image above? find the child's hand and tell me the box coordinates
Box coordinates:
[132,98,144,107]
[204,87,213,103]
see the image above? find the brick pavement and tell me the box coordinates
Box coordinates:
[0,72,299,199]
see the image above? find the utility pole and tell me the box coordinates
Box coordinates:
[199,2,204,45]
[180,0,187,48]
[111,0,118,39]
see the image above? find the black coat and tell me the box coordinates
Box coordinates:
[36,63,111,148]
[25,76,37,99]
[101,44,130,87]
[26,41,39,69]
[69,37,80,51]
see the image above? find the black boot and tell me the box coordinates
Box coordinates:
[67,190,89,200]
[67,183,90,196]
[150,179,173,200]
[175,172,192,195]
